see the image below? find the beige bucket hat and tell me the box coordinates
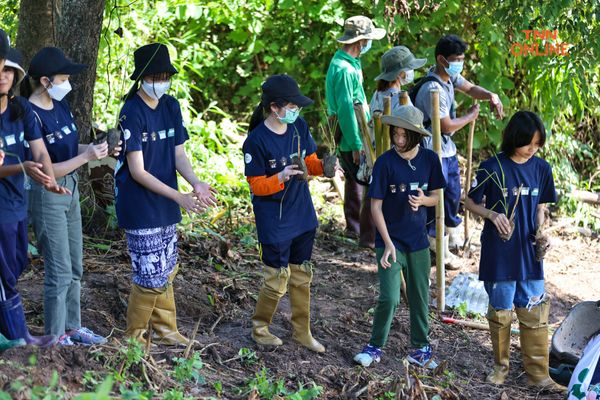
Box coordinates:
[337,16,386,44]
[382,105,431,137]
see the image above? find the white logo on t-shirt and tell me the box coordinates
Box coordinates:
[244,153,252,164]
[124,129,131,141]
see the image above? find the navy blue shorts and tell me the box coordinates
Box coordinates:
[0,219,28,301]
[259,229,316,269]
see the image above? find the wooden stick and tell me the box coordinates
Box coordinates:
[463,101,477,249]
[382,96,391,153]
[442,316,520,335]
[430,88,445,312]
[353,103,376,167]
[374,112,383,157]
[330,175,345,201]
[569,190,600,205]
[399,90,409,106]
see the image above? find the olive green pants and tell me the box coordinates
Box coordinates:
[369,247,431,348]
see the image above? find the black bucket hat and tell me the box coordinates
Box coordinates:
[261,74,313,108]
[0,29,8,59]
[28,47,87,79]
[130,43,177,81]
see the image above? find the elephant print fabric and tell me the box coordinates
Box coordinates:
[125,224,178,288]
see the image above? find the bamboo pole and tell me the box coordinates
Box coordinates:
[353,103,375,167]
[374,112,383,157]
[463,101,477,249]
[382,96,391,152]
[430,88,445,312]
[399,90,409,106]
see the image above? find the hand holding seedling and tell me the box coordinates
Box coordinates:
[380,242,397,269]
[193,182,218,208]
[489,93,504,119]
[23,161,53,186]
[85,141,109,161]
[278,165,303,182]
[111,140,123,157]
[408,188,428,211]
[488,211,512,236]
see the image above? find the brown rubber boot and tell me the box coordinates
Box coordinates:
[125,284,162,344]
[150,265,190,346]
[516,301,564,390]
[251,266,290,346]
[288,262,325,353]
[486,306,513,384]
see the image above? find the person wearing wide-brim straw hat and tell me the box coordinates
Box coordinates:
[24,46,114,346]
[353,105,445,369]
[325,15,385,249]
[0,47,72,348]
[115,43,217,347]
[370,46,427,115]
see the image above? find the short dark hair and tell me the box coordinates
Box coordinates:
[389,126,422,152]
[500,111,546,156]
[435,35,468,58]
[376,79,394,92]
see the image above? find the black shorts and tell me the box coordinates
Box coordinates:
[259,229,316,269]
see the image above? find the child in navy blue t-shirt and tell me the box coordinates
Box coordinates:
[354,105,445,368]
[0,47,67,347]
[243,74,334,353]
[465,111,559,388]
[115,43,216,347]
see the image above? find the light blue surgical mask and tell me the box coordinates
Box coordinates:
[360,40,372,56]
[276,107,300,124]
[443,57,463,77]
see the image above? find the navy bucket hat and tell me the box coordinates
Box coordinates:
[130,43,177,81]
[28,47,87,78]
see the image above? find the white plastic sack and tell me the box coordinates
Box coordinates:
[568,334,600,399]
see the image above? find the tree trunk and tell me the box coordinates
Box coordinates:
[17,0,107,230]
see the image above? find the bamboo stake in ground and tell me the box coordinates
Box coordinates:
[399,90,409,106]
[463,101,477,250]
[353,103,375,167]
[382,96,391,152]
[430,88,445,312]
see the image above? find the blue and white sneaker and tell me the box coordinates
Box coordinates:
[68,327,107,345]
[58,334,75,346]
[406,345,438,369]
[354,344,382,367]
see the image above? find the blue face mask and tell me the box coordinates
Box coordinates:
[360,40,372,56]
[443,57,464,77]
[277,107,300,124]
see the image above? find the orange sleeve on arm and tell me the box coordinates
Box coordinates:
[247,175,284,196]
[304,153,324,176]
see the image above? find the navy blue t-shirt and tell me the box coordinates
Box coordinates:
[468,153,557,281]
[114,94,189,230]
[30,99,79,163]
[0,97,43,223]
[368,147,446,252]
[242,117,318,245]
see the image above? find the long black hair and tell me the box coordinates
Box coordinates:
[500,111,546,156]
[1,67,25,122]
[389,126,422,152]
[248,92,287,132]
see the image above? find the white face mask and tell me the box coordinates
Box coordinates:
[400,69,414,85]
[141,80,171,100]
[47,79,72,101]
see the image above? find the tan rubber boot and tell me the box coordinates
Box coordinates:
[486,306,513,384]
[150,265,190,346]
[516,301,564,390]
[125,284,162,344]
[251,266,290,346]
[288,262,325,353]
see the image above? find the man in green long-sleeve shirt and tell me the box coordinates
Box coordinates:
[326,15,385,247]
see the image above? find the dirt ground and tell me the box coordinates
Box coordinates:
[1,193,598,399]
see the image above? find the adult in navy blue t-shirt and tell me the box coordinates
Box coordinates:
[244,74,329,353]
[115,43,216,347]
[24,47,111,345]
[0,47,65,347]
[354,105,445,370]
[465,111,558,388]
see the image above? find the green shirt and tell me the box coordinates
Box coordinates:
[325,49,369,152]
